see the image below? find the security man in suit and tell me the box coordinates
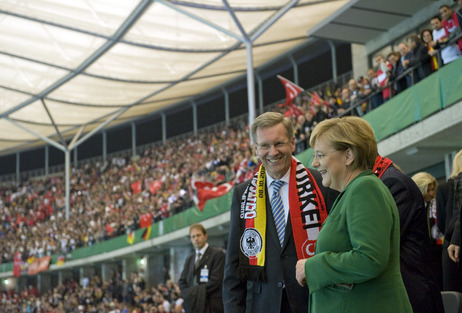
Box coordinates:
[179,223,225,313]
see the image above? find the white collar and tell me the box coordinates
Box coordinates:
[196,242,209,256]
[266,167,291,187]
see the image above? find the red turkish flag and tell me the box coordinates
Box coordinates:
[310,91,324,106]
[277,75,304,107]
[149,180,162,194]
[192,180,234,211]
[13,252,22,277]
[284,103,305,118]
[131,181,142,195]
[105,224,114,236]
[139,213,153,228]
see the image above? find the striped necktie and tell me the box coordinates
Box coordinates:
[271,180,285,246]
[194,252,202,270]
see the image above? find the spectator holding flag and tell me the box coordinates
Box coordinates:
[276,75,305,118]
[374,54,393,101]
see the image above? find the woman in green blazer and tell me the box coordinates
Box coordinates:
[295,116,412,313]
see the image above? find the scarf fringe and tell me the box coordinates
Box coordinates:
[237,265,267,282]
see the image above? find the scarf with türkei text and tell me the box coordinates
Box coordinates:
[373,155,393,178]
[237,156,327,282]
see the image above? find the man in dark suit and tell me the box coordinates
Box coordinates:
[374,155,444,313]
[179,223,225,313]
[223,112,336,313]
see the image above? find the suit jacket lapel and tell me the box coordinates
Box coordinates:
[282,213,293,251]
[188,254,197,285]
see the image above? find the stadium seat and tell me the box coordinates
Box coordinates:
[441,291,462,313]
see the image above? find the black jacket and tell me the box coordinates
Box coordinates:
[179,245,225,313]
[408,42,433,83]
[380,164,444,313]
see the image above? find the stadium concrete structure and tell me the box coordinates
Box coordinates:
[1,0,462,295]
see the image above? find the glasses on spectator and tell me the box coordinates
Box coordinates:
[257,140,290,151]
[312,151,334,160]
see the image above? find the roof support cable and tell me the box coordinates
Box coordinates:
[41,98,66,147]
[250,0,299,42]
[222,0,250,43]
[155,0,244,42]
[3,117,66,153]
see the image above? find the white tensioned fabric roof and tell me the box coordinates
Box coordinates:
[0,0,351,155]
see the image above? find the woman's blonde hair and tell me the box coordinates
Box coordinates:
[411,172,438,197]
[450,149,462,178]
[309,116,378,171]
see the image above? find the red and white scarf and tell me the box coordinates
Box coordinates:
[373,155,393,178]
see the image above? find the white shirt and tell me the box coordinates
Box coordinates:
[267,168,291,223]
[433,27,461,64]
[196,242,209,261]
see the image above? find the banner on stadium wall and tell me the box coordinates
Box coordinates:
[28,256,51,276]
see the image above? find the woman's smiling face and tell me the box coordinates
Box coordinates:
[311,137,348,191]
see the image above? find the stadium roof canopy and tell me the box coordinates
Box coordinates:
[0,0,437,156]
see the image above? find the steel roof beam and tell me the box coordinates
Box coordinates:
[41,99,66,147]
[155,0,244,42]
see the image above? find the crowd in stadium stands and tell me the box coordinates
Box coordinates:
[0,3,461,310]
[286,2,461,141]
[0,120,259,264]
[0,2,460,265]
[1,271,184,313]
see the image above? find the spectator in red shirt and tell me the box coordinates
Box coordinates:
[457,0,462,27]
[431,15,461,64]
[440,4,462,50]
[374,55,392,102]
[366,68,384,109]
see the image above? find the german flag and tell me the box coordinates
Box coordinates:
[57,255,65,266]
[127,231,135,245]
[142,225,152,241]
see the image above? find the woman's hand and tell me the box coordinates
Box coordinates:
[296,259,307,287]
